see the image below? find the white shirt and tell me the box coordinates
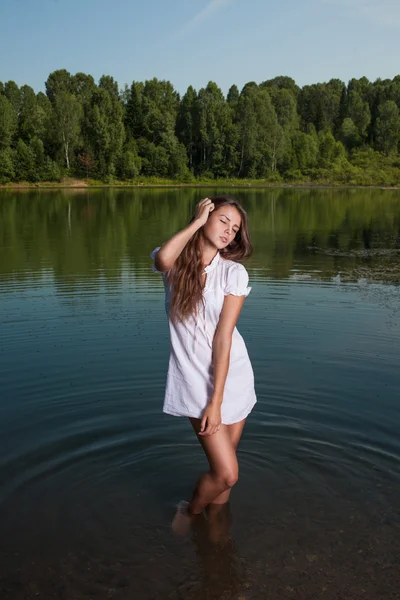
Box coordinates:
[151,247,257,424]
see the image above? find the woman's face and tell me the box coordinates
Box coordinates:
[203,205,242,249]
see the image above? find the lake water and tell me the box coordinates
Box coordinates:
[0,188,399,599]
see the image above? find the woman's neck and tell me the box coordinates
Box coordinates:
[201,243,218,269]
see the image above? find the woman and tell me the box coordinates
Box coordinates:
[151,195,256,528]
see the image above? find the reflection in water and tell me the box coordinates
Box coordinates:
[192,504,243,599]
[0,187,400,286]
[0,188,399,599]
[170,503,244,600]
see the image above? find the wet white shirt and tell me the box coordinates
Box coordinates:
[151,247,257,425]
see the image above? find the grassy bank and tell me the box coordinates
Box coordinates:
[1,176,400,190]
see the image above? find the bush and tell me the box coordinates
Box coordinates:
[0,148,15,183]
[42,157,62,181]
[118,150,142,179]
[283,169,307,182]
[266,170,283,183]
[13,139,35,181]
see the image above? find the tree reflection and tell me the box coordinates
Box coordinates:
[0,188,399,288]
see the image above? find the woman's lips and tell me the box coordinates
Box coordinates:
[220,236,228,243]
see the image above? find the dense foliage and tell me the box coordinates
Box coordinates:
[1,71,400,185]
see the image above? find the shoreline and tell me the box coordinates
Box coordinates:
[1,180,400,191]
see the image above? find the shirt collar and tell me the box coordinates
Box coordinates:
[203,251,221,274]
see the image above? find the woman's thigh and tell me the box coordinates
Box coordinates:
[227,419,246,451]
[189,418,238,477]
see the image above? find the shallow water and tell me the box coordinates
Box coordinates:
[0,188,399,599]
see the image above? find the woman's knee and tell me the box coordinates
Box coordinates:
[219,467,239,489]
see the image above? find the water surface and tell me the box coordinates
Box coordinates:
[0,188,399,599]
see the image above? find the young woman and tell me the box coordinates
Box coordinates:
[151,195,256,528]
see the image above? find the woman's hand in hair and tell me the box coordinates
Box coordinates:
[199,401,222,437]
[194,198,215,227]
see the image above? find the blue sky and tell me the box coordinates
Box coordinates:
[1,0,400,95]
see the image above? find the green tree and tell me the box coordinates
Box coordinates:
[227,84,239,109]
[4,81,21,112]
[71,72,96,102]
[176,86,197,168]
[42,157,62,181]
[125,81,144,139]
[117,140,142,179]
[13,139,35,181]
[0,148,15,183]
[298,81,344,133]
[99,74,120,99]
[136,78,189,177]
[85,85,125,177]
[339,117,360,150]
[138,140,169,176]
[18,85,49,143]
[52,91,82,170]
[35,92,53,158]
[261,76,299,97]
[290,132,319,170]
[251,88,280,176]
[160,131,189,178]
[0,95,17,148]
[347,90,371,141]
[194,81,236,176]
[375,100,400,155]
[270,88,299,170]
[45,69,72,103]
[30,136,46,177]
[236,86,279,177]
[318,130,346,167]
[141,78,179,142]
[272,88,299,132]
[236,87,257,176]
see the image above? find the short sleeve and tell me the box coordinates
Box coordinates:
[224,264,252,297]
[150,246,162,273]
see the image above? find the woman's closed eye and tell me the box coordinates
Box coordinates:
[220,219,239,234]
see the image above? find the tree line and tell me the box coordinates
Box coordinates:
[1,71,400,185]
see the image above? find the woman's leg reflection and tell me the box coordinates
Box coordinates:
[191,502,244,598]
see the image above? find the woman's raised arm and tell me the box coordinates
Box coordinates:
[154,198,214,272]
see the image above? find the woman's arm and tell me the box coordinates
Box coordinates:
[199,295,245,436]
[154,198,214,272]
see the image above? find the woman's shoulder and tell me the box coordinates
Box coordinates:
[218,257,251,297]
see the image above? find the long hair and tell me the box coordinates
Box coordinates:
[168,195,252,323]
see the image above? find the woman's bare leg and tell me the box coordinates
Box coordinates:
[210,419,246,505]
[187,418,240,514]
[187,418,246,514]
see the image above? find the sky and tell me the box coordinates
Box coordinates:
[1,0,400,96]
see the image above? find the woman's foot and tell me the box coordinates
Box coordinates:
[171,500,192,536]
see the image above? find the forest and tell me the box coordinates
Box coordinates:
[1,70,400,185]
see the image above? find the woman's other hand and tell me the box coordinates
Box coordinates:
[199,401,222,436]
